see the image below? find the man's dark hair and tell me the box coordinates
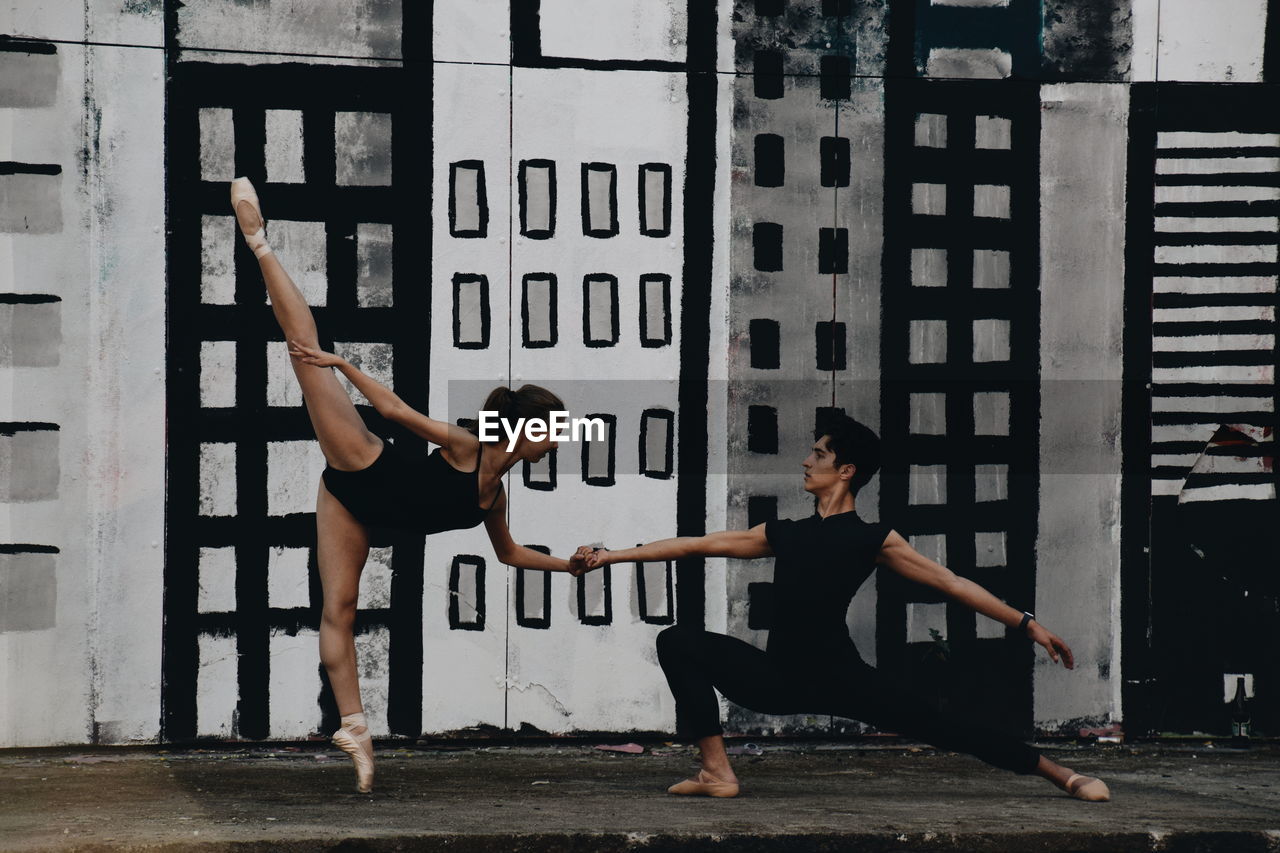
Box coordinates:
[815,413,881,495]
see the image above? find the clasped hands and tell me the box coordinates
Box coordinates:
[566,545,614,577]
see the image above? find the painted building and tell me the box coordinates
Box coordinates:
[0,0,1275,746]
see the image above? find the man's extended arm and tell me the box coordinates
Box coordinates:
[877,530,1075,668]
[583,524,772,567]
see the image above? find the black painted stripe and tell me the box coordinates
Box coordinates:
[1153,320,1276,336]
[1155,382,1276,396]
[1154,292,1278,309]
[0,162,61,175]
[1180,472,1276,487]
[1158,147,1280,159]
[0,293,60,303]
[1153,443,1276,458]
[0,544,60,554]
[529,56,686,72]
[1154,200,1280,217]
[1153,350,1275,368]
[0,37,56,54]
[1268,0,1280,83]
[1204,444,1276,457]
[1152,412,1274,426]
[1155,172,1280,187]
[1151,440,1212,455]
[0,421,59,434]
[674,0,717,632]
[1119,82,1158,730]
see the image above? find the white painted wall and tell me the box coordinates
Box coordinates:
[0,5,165,747]
[1036,83,1128,730]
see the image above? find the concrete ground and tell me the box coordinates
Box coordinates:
[2,739,1279,852]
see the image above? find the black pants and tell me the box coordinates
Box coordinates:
[656,625,1041,775]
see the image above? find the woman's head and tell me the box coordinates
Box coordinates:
[480,384,565,460]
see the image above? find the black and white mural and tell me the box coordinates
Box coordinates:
[0,0,1274,745]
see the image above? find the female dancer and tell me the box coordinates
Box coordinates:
[230,178,584,793]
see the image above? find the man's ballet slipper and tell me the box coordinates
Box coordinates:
[667,769,740,798]
[1065,773,1110,802]
[229,177,273,258]
[332,716,374,793]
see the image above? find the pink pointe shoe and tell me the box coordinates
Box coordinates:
[1064,773,1110,802]
[667,769,740,798]
[332,712,375,793]
[229,177,273,258]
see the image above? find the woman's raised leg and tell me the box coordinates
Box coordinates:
[316,479,375,792]
[231,178,381,472]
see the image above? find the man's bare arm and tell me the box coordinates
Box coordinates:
[582,525,772,568]
[877,530,1074,668]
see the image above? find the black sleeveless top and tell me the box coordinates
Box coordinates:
[321,439,503,534]
[763,512,892,666]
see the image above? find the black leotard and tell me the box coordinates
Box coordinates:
[321,439,503,534]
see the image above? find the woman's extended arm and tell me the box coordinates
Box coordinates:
[482,491,587,574]
[876,530,1074,668]
[582,525,772,568]
[289,341,455,447]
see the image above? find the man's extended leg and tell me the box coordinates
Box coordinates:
[829,661,1109,799]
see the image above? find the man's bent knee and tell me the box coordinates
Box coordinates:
[656,624,696,662]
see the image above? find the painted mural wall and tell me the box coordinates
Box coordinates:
[0,0,1274,746]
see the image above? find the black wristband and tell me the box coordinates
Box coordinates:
[1019,611,1034,632]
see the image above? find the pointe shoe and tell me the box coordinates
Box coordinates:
[667,769,740,798]
[332,721,375,793]
[230,177,272,258]
[1064,773,1110,802]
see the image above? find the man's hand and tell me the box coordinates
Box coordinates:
[568,545,600,576]
[1028,622,1074,669]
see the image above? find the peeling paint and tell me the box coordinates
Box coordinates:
[1042,0,1133,80]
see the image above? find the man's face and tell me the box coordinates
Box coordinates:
[802,435,853,493]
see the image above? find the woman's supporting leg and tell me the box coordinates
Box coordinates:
[233,182,381,472]
[316,479,375,791]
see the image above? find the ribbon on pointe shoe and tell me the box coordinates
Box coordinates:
[229,177,273,258]
[332,712,374,794]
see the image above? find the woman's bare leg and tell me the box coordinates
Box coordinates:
[317,479,376,791]
[316,480,370,714]
[234,196,381,472]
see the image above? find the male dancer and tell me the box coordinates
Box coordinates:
[580,414,1109,801]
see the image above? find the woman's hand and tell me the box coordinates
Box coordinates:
[1028,622,1074,669]
[288,340,346,369]
[567,548,591,577]
[583,547,615,570]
